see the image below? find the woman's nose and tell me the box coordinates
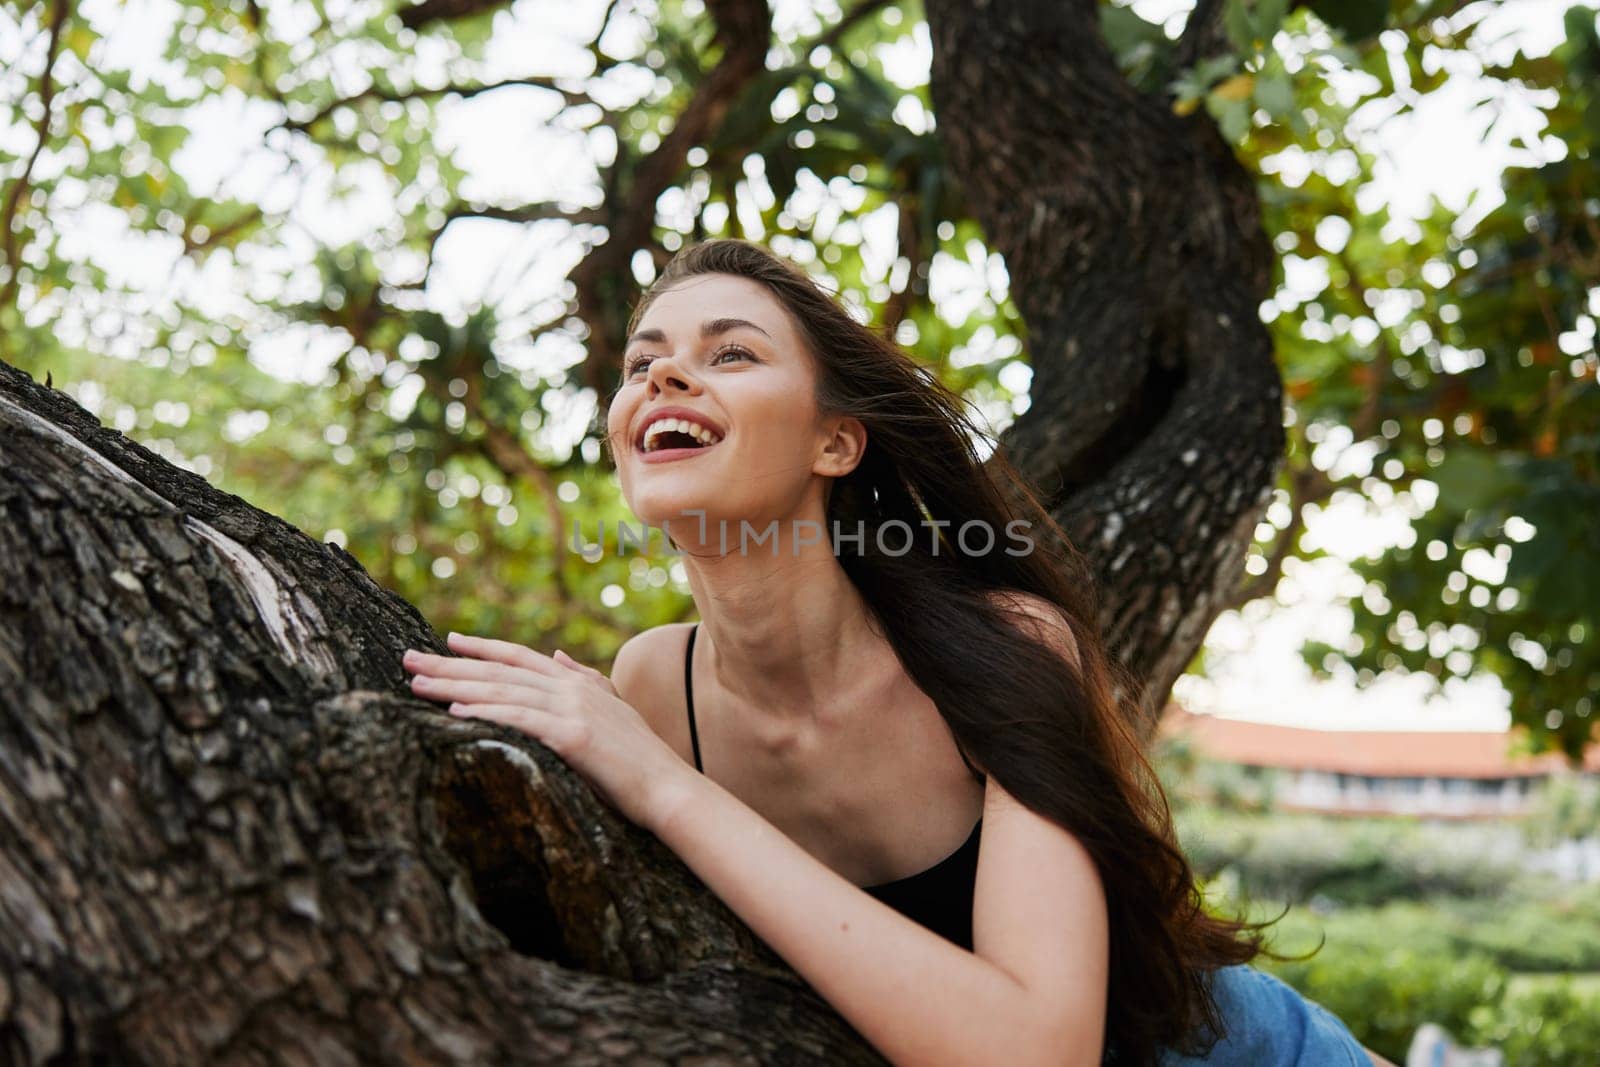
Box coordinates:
[647,354,697,394]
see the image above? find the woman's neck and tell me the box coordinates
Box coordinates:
[680,529,885,729]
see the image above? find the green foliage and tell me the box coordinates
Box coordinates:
[1461,895,1600,974]
[1267,7,1600,759]
[1201,872,1600,1063]
[1156,742,1280,814]
[1177,807,1529,904]
[1269,944,1507,1061]
[1098,3,1174,94]
[0,0,1595,760]
[1301,0,1392,43]
[1170,0,1600,759]
[1284,957,1600,1066]
[1266,893,1600,974]
[1520,774,1600,845]
[1486,982,1600,1065]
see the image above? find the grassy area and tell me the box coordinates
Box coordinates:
[1172,805,1600,1064]
[1506,971,1600,996]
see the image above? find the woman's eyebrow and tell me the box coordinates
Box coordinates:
[624,317,772,350]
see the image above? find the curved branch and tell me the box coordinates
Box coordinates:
[0,358,887,1063]
[1173,0,1232,72]
[572,0,773,395]
[0,0,72,320]
[1224,460,1333,611]
[457,374,575,614]
[925,0,1285,734]
[277,75,594,135]
[399,0,515,32]
[814,0,897,52]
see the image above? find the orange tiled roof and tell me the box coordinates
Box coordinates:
[1156,706,1600,780]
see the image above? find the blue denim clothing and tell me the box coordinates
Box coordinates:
[1157,965,1368,1066]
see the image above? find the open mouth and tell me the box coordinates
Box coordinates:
[639,418,723,455]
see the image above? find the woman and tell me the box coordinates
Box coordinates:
[402,239,1382,1065]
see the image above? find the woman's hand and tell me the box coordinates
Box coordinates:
[402,632,694,831]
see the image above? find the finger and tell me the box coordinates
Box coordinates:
[553,649,603,678]
[447,631,561,675]
[446,701,559,736]
[553,650,618,696]
[403,650,553,689]
[410,675,551,708]
[448,703,585,755]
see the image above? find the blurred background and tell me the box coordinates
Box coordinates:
[2,0,1597,1061]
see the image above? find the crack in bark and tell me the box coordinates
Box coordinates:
[925,0,1285,730]
[0,360,885,1064]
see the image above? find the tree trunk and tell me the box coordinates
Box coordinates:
[0,359,880,1063]
[926,0,1285,734]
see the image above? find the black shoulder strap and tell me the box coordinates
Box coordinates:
[685,624,703,773]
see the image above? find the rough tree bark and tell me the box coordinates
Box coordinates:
[0,359,879,1062]
[927,0,1284,735]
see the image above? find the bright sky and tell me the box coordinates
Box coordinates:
[16,0,1590,732]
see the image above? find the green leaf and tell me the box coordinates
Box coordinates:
[1428,450,1523,513]
[1304,0,1392,42]
[1208,93,1253,143]
[1223,0,1258,51]
[1254,70,1295,116]
[1099,4,1169,69]
[1255,0,1293,39]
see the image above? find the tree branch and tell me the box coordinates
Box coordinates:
[398,0,515,32]
[407,203,604,289]
[0,0,72,319]
[814,0,897,52]
[458,374,574,614]
[0,356,882,1062]
[1225,459,1334,610]
[879,189,924,340]
[278,75,594,135]
[1173,0,1230,72]
[925,0,1285,734]
[571,0,773,394]
[181,206,266,257]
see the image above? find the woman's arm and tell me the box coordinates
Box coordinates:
[405,626,1107,1066]
[647,767,1108,1067]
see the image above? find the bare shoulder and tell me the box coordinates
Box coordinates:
[982,588,1082,671]
[609,621,694,706]
[609,622,697,757]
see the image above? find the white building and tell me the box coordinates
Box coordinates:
[1158,707,1600,820]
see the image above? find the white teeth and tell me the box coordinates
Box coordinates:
[688,423,719,445]
[642,417,723,452]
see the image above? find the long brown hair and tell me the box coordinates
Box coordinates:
[604,238,1274,1063]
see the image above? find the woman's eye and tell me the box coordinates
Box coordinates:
[626,346,751,377]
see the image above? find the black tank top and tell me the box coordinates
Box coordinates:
[683,623,985,950]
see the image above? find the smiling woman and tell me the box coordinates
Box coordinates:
[403,238,1378,1066]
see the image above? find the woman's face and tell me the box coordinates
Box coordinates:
[605,273,850,539]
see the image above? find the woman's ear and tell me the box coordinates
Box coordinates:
[814,415,867,478]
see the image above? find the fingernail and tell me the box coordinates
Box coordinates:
[448,702,464,715]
